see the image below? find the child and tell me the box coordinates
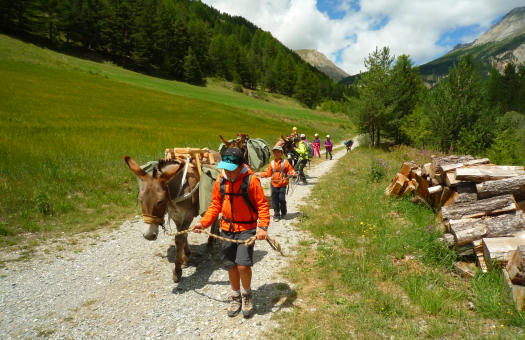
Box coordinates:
[313,133,321,158]
[256,145,296,222]
[324,135,333,160]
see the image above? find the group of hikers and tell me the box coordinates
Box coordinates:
[192,127,344,319]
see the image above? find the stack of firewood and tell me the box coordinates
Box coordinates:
[385,155,525,309]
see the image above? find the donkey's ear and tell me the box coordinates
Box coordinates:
[159,162,183,184]
[124,156,146,178]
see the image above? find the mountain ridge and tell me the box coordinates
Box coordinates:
[295,49,349,81]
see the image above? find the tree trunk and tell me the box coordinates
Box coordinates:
[376,127,380,147]
[477,175,525,200]
[441,194,518,221]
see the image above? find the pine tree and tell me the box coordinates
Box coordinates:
[184,47,204,85]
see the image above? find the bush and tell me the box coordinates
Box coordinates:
[368,156,388,183]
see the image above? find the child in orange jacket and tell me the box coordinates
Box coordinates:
[256,145,296,222]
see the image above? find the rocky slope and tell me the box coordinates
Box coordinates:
[419,6,525,84]
[295,49,349,81]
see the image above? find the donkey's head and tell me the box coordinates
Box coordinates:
[124,156,183,240]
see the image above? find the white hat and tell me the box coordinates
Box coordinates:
[272,145,283,151]
[314,133,318,137]
[300,133,306,138]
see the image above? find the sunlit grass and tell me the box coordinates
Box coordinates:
[272,146,525,339]
[0,34,354,246]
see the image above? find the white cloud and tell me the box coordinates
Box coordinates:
[201,0,525,75]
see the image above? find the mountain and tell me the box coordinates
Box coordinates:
[295,49,349,81]
[419,6,525,85]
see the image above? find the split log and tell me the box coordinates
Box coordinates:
[454,261,476,278]
[483,237,525,266]
[439,186,453,208]
[441,194,518,221]
[448,211,525,246]
[444,191,459,207]
[507,245,525,285]
[439,158,490,173]
[402,179,418,197]
[422,163,432,176]
[385,173,408,196]
[400,162,419,177]
[456,243,475,257]
[428,185,443,195]
[456,165,525,182]
[476,175,525,200]
[456,193,477,204]
[439,233,455,247]
[501,268,525,311]
[431,155,474,175]
[445,171,461,187]
[474,239,488,272]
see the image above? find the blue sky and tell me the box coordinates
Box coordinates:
[202,0,524,75]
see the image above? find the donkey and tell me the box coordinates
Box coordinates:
[124,155,220,282]
[277,135,299,168]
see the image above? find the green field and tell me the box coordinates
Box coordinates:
[0,34,353,247]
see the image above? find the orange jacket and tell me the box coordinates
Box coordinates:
[260,159,295,188]
[200,165,270,232]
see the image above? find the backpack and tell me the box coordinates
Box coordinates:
[219,174,258,227]
[306,143,314,158]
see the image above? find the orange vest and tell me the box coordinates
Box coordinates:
[200,166,270,232]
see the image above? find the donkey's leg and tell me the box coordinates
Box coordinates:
[173,234,186,282]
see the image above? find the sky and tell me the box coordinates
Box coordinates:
[200,0,525,75]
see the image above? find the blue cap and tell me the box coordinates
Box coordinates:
[217,148,244,171]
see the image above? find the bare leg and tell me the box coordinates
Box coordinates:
[228,265,241,291]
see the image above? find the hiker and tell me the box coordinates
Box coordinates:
[256,145,296,222]
[313,133,321,158]
[192,147,270,318]
[324,135,333,160]
[294,134,309,184]
[291,126,299,139]
[344,139,353,152]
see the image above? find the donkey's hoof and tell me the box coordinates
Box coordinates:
[173,268,182,283]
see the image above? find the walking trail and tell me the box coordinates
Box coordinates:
[0,139,360,339]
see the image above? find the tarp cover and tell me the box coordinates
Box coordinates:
[199,165,220,216]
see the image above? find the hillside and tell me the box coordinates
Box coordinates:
[295,49,349,81]
[419,6,525,84]
[0,34,353,245]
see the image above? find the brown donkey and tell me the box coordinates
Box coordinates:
[124,156,219,282]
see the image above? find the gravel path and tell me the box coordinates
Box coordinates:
[0,139,359,339]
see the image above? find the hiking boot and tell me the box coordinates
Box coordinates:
[227,294,242,317]
[242,291,254,317]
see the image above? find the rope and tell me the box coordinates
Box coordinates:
[143,214,163,225]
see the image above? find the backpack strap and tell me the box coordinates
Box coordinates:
[219,174,258,230]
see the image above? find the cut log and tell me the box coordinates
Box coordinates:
[441,194,518,221]
[445,171,461,187]
[422,163,432,176]
[456,193,477,203]
[439,233,455,247]
[428,185,443,195]
[385,173,409,196]
[483,237,525,266]
[438,158,490,173]
[476,175,525,200]
[414,172,430,202]
[402,179,418,197]
[456,182,477,203]
[456,165,525,182]
[448,211,525,246]
[501,268,525,311]
[473,239,488,272]
[439,186,453,208]
[400,162,419,177]
[431,155,474,175]
[454,261,476,278]
[507,245,525,285]
[444,191,459,207]
[464,158,491,166]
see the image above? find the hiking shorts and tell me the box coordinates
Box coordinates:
[221,229,256,269]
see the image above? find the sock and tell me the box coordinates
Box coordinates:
[241,288,251,295]
[232,289,240,297]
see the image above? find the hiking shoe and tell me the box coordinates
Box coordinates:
[227,294,242,317]
[242,291,254,317]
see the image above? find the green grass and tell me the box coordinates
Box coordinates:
[0,34,354,246]
[271,145,525,339]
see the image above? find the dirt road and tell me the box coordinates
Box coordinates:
[0,140,359,339]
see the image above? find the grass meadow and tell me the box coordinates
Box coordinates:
[0,34,353,247]
[271,146,525,339]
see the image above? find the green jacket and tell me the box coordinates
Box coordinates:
[296,141,309,160]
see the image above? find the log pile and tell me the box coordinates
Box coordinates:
[385,155,525,310]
